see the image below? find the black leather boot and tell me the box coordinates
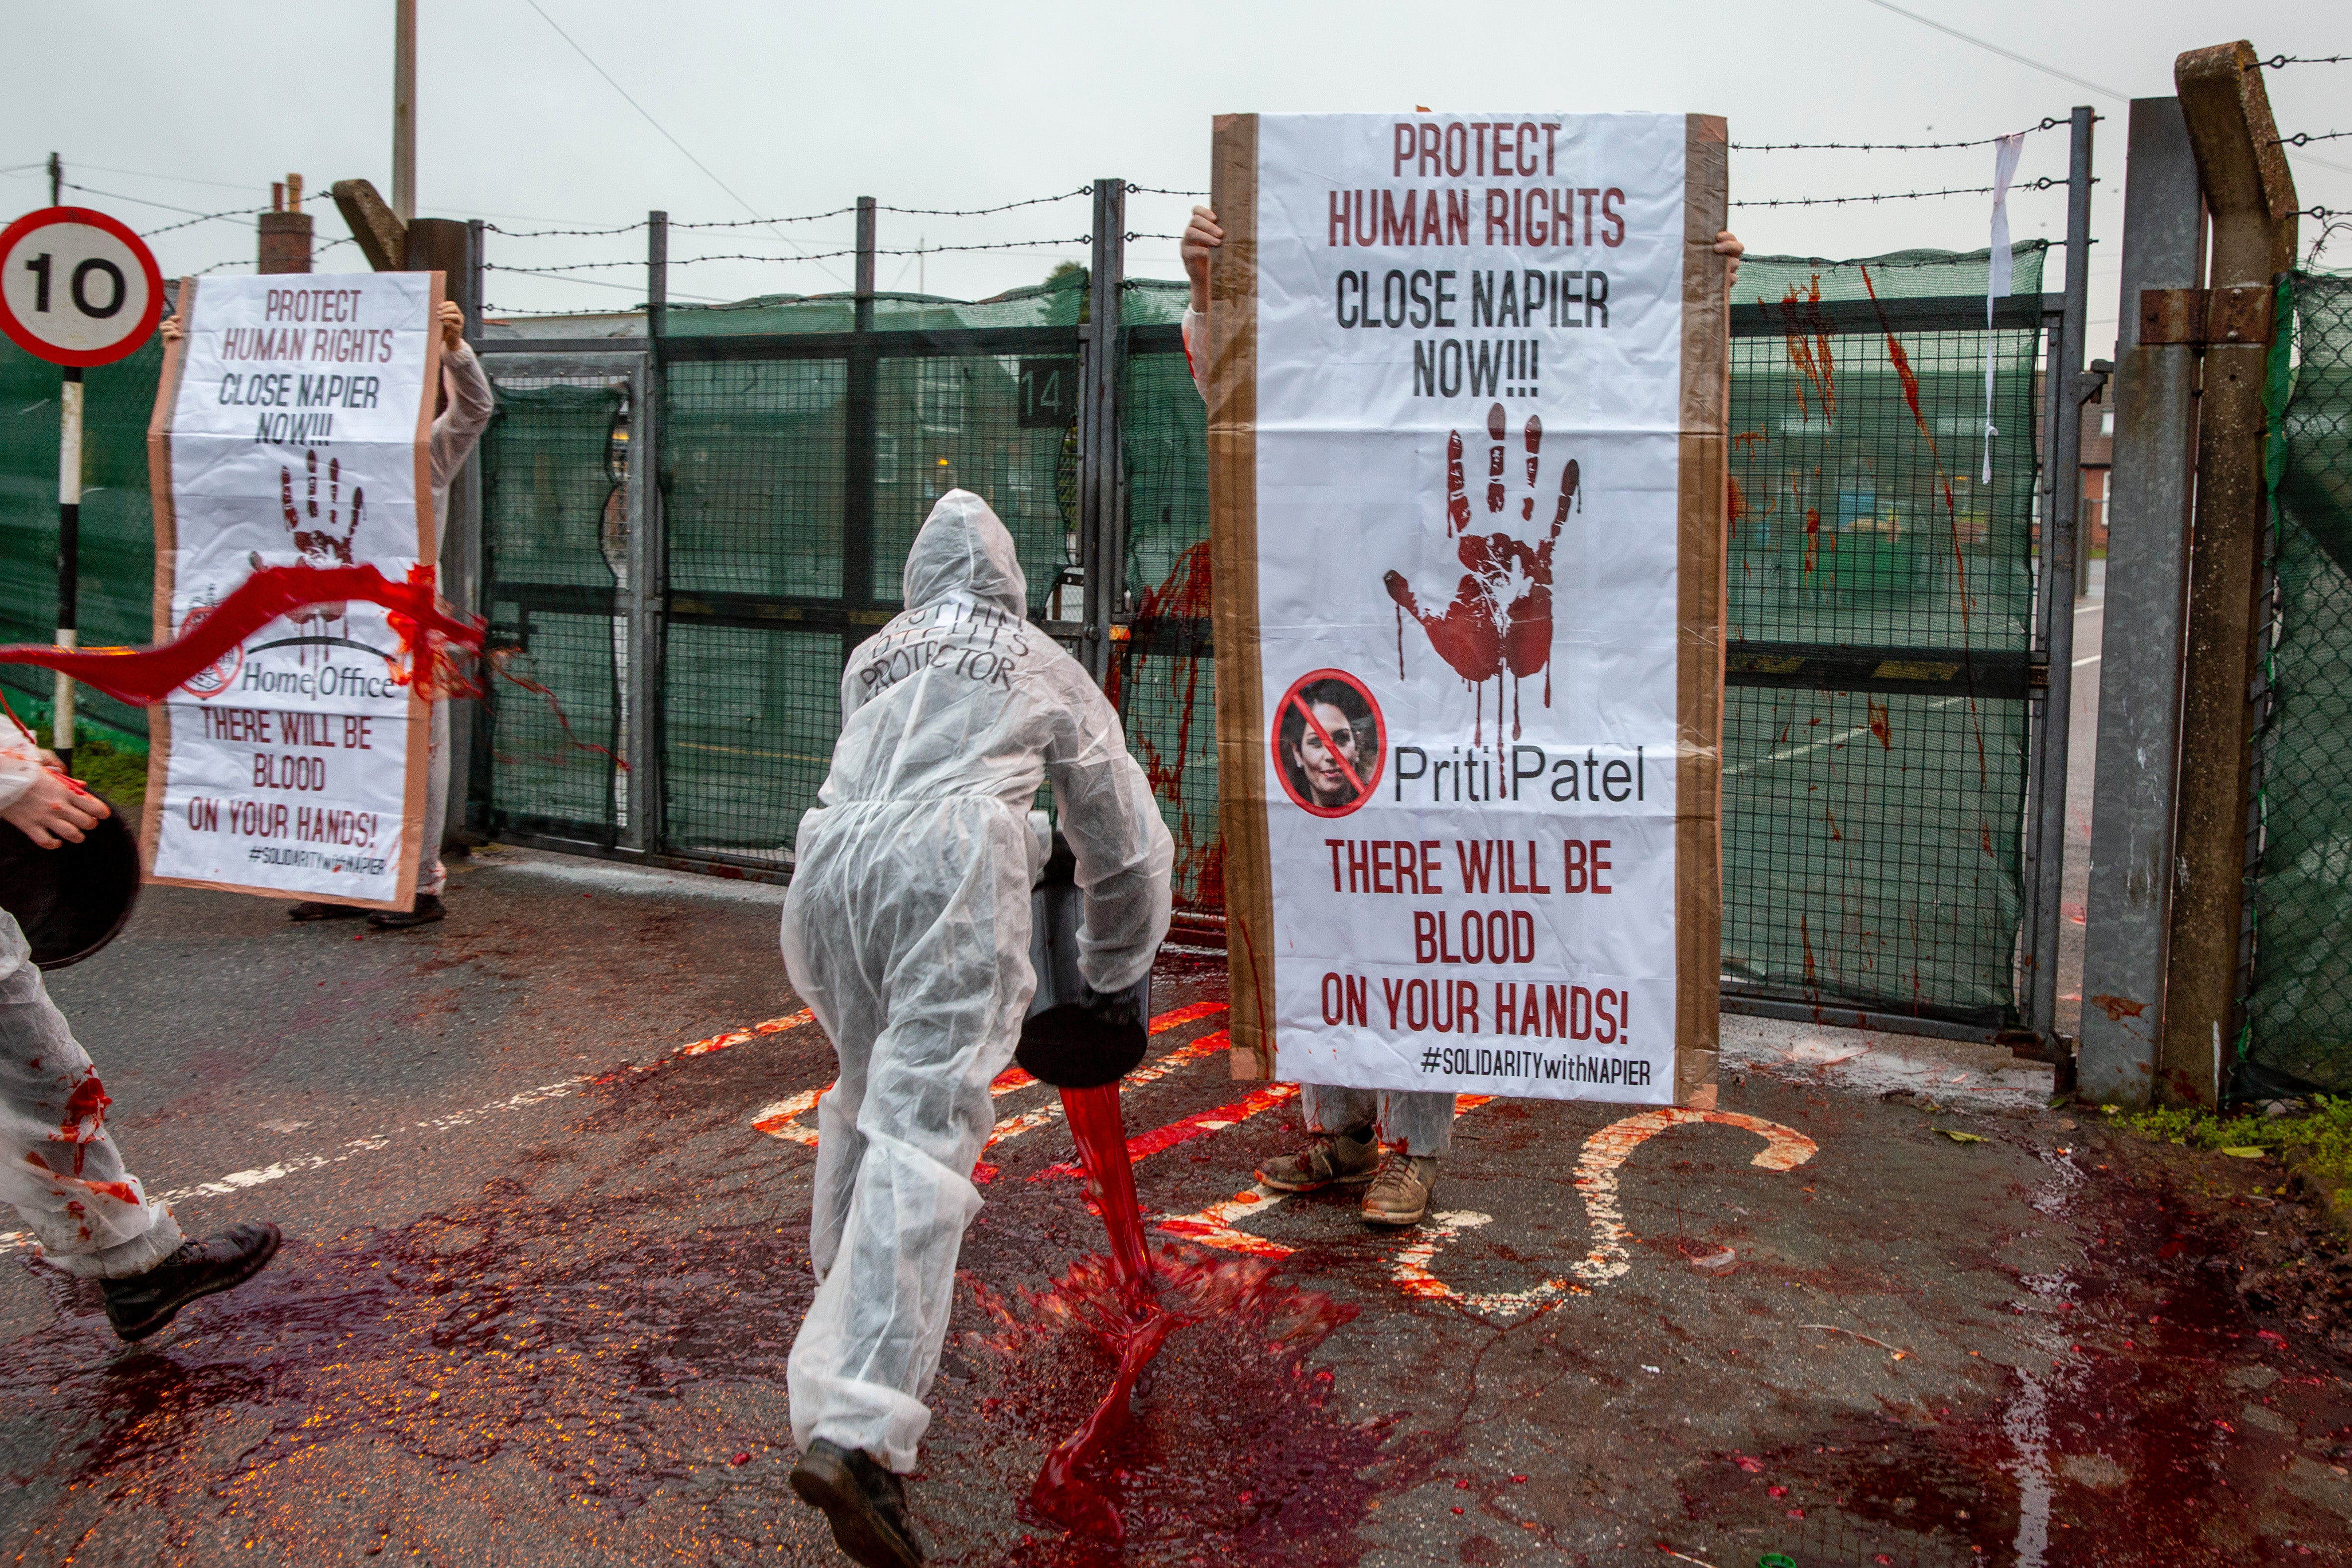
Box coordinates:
[367,893,445,930]
[287,901,367,921]
[790,1439,923,1567]
[100,1221,282,1342]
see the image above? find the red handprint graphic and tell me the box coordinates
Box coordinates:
[1383,402,1578,747]
[279,449,363,653]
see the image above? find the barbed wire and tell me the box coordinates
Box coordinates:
[1730,175,2075,209]
[880,188,1088,217]
[489,252,853,274]
[485,235,1095,278]
[1125,232,1183,241]
[672,207,857,230]
[1732,117,2068,152]
[484,219,650,239]
[2277,131,2352,147]
[1127,185,1207,198]
[2263,54,2350,68]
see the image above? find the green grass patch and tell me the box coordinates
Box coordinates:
[2117,1096,2352,1207]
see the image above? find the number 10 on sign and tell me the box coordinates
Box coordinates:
[0,207,165,766]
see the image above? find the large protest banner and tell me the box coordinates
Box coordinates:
[142,272,445,909]
[1206,113,1728,1106]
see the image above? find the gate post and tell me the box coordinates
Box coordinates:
[629,211,670,855]
[2024,106,2097,1046]
[843,198,879,623]
[2156,42,2300,1107]
[2079,100,2206,1106]
[1079,178,1127,684]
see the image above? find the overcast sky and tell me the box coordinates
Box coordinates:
[4,1,2344,353]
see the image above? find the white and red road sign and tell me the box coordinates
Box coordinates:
[0,206,164,367]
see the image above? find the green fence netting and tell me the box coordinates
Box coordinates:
[657,277,1085,862]
[1721,246,2048,1027]
[0,337,162,741]
[2245,270,2352,1094]
[478,376,629,843]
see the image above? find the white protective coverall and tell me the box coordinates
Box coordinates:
[780,489,1173,1472]
[0,732,184,1276]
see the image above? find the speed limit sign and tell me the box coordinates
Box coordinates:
[0,206,164,367]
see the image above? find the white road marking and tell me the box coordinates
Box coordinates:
[7,1011,823,1257]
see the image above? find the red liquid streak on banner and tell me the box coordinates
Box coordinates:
[0,564,482,708]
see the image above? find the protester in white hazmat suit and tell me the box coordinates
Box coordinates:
[0,729,280,1339]
[780,489,1172,1568]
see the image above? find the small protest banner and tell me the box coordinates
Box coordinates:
[142,272,446,909]
[1204,113,1729,1105]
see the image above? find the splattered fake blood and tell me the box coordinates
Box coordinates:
[1013,1083,1364,1549]
[0,563,482,706]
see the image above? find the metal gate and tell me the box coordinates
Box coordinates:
[470,160,2094,1048]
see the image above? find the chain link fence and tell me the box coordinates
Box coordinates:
[1722,246,2050,1030]
[0,237,2067,1036]
[2244,269,2352,1095]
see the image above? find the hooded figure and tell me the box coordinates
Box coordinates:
[781,490,1172,1566]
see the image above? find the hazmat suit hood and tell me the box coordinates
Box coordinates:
[902,489,1028,618]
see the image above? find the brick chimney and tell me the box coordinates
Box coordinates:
[258,173,312,273]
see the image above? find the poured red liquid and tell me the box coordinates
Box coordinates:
[1025,1083,1171,1541]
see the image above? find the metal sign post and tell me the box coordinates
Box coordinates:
[0,205,163,770]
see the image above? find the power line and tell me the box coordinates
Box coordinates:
[517,0,845,283]
[1857,0,2127,103]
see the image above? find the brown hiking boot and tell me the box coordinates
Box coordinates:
[1254,1129,1378,1193]
[1361,1153,1439,1226]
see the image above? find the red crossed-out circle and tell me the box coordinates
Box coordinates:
[1272,668,1386,818]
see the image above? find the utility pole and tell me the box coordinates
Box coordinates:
[392,0,416,222]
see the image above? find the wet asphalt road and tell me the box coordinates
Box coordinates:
[2,841,2348,1567]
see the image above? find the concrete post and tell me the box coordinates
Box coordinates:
[2079,100,2208,1106]
[2157,41,2300,1106]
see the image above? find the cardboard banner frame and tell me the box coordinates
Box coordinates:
[140,271,447,911]
[1205,114,1728,1107]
